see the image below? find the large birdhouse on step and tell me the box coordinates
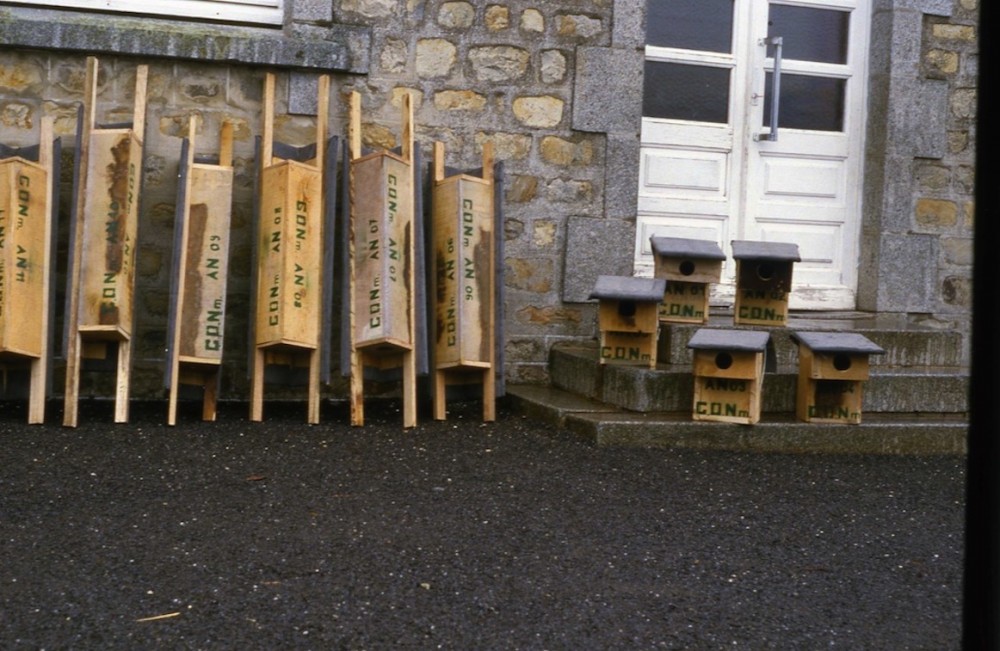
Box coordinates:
[650,236,725,325]
[790,331,885,424]
[589,275,666,368]
[688,328,770,425]
[732,240,800,327]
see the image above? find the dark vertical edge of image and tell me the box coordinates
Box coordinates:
[963,2,999,649]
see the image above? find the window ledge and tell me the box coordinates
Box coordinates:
[0,7,370,73]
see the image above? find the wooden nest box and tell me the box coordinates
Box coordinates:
[732,240,800,327]
[687,328,770,425]
[589,275,666,368]
[790,331,885,424]
[650,235,725,325]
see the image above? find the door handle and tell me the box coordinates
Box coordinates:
[757,36,782,142]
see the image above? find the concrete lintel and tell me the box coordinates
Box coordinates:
[0,8,371,73]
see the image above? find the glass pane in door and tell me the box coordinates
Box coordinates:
[644,61,731,123]
[763,73,845,131]
[767,5,849,64]
[646,0,735,53]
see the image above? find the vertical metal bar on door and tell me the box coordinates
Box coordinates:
[767,36,782,142]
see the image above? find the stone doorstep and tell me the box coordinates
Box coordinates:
[505,384,968,455]
[655,314,967,369]
[551,344,969,415]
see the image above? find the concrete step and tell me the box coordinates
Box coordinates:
[552,342,968,415]
[506,384,967,455]
[656,313,967,368]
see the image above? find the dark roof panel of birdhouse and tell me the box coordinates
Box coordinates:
[790,331,886,355]
[731,240,801,262]
[650,236,726,260]
[589,275,667,302]
[687,328,770,351]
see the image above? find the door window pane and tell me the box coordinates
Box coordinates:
[763,73,845,131]
[644,61,731,123]
[767,5,849,64]
[646,0,735,53]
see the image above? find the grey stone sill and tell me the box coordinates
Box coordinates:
[0,7,370,73]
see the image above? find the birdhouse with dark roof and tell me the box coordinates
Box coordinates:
[589,275,667,368]
[687,328,770,425]
[650,236,726,325]
[790,331,885,424]
[732,240,800,326]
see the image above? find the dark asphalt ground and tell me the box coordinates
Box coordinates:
[0,398,964,650]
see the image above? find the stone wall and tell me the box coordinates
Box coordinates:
[859,0,977,364]
[0,0,980,403]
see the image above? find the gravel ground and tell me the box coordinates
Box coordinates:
[0,398,965,650]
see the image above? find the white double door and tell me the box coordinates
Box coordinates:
[636,0,870,310]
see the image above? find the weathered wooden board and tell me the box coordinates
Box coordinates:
[599,330,657,367]
[692,348,764,381]
[255,160,323,350]
[693,375,762,424]
[432,173,493,369]
[178,163,232,362]
[657,280,710,324]
[76,130,141,339]
[796,375,864,424]
[598,300,660,335]
[351,151,413,352]
[0,159,47,358]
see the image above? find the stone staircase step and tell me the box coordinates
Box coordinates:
[552,343,968,415]
[506,384,967,455]
[657,314,966,368]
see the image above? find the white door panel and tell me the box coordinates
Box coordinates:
[638,0,869,311]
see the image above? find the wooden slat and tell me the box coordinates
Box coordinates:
[62,56,99,428]
[252,73,327,424]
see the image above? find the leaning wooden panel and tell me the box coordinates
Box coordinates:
[167,118,234,425]
[255,161,323,349]
[250,72,330,425]
[347,90,420,428]
[351,152,413,352]
[0,160,48,357]
[76,130,141,339]
[63,58,147,427]
[430,140,498,421]
[0,115,57,424]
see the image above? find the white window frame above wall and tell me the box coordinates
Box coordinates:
[2,0,284,26]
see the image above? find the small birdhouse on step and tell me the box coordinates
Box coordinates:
[650,236,726,325]
[732,240,800,327]
[790,331,885,424]
[688,328,770,425]
[589,275,666,368]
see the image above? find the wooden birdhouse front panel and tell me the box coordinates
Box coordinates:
[0,158,47,358]
[734,259,794,326]
[599,330,657,366]
[178,163,233,362]
[653,254,723,285]
[352,152,414,351]
[658,280,709,324]
[78,130,141,338]
[598,299,659,334]
[255,160,323,349]
[693,375,762,424]
[688,328,769,425]
[432,173,493,369]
